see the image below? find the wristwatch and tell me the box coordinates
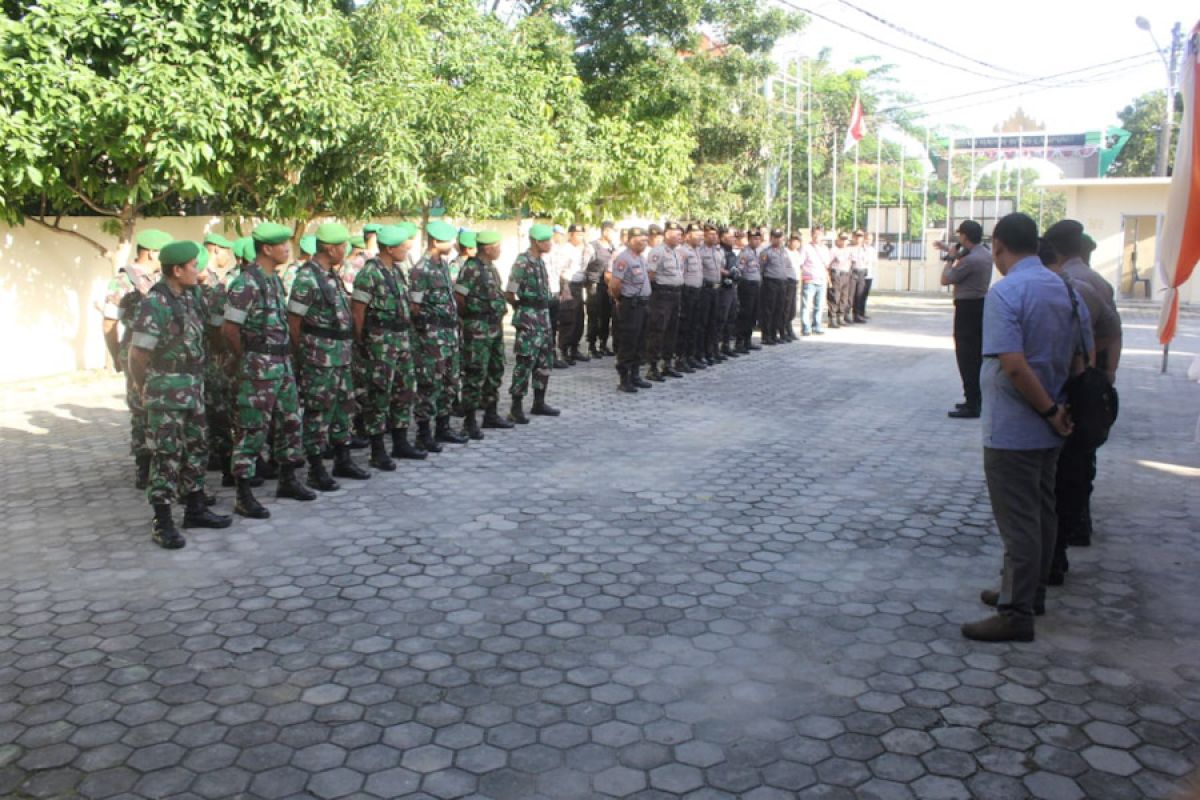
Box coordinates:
[1038,403,1059,419]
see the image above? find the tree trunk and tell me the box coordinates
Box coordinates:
[112,210,137,272]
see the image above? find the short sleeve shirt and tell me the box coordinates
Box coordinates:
[353,257,412,339]
[945,244,994,300]
[697,244,722,284]
[587,240,615,282]
[456,256,508,331]
[610,249,651,297]
[288,261,354,368]
[409,255,459,326]
[799,243,830,284]
[981,257,1094,450]
[680,244,703,287]
[761,246,791,280]
[646,244,684,286]
[736,247,762,282]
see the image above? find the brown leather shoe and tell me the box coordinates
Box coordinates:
[961,614,1034,642]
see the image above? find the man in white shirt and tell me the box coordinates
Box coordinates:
[556,223,593,364]
[850,230,873,323]
[828,232,854,328]
[798,227,830,336]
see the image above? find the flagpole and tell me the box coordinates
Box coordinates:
[969,135,976,219]
[921,127,930,292]
[898,133,906,290]
[853,141,860,230]
[946,134,955,240]
[787,70,794,238]
[806,60,814,229]
[874,127,882,246]
[832,130,839,232]
[1038,133,1049,227]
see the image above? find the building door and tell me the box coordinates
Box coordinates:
[1119,215,1158,299]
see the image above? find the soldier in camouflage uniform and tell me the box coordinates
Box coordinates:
[409,221,469,452]
[221,222,316,518]
[129,241,232,549]
[351,223,427,470]
[102,228,171,488]
[454,230,513,440]
[199,233,236,484]
[504,224,561,423]
[287,223,370,491]
[447,229,476,417]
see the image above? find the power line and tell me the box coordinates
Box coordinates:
[774,0,1025,83]
[878,51,1160,114]
[834,0,1028,79]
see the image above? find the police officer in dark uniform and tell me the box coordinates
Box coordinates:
[695,224,723,366]
[586,222,618,358]
[735,229,764,353]
[717,227,741,359]
[643,222,685,381]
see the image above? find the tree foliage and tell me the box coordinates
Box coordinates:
[1111,90,1181,177]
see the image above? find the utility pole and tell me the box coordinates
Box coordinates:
[1158,22,1183,177]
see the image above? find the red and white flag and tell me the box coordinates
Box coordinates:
[843,94,865,153]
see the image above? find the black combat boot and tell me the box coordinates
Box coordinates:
[663,361,684,379]
[646,364,665,382]
[235,478,270,519]
[461,411,484,441]
[416,420,442,453]
[221,459,236,488]
[152,503,186,549]
[632,368,652,389]
[257,457,279,480]
[333,444,372,480]
[349,415,369,449]
[369,435,396,471]
[572,346,590,362]
[722,343,740,358]
[182,490,233,529]
[280,463,318,500]
[602,343,615,356]
[588,344,602,359]
[531,388,560,416]
[509,396,530,425]
[435,415,468,444]
[304,455,339,493]
[674,357,693,375]
[135,453,151,490]
[553,353,569,369]
[391,427,428,460]
[482,402,514,429]
[619,372,637,393]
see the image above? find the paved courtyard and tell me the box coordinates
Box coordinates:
[1,295,1198,800]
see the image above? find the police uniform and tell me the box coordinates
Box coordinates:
[610,232,653,391]
[759,237,792,344]
[643,228,685,379]
[586,230,617,357]
[735,241,763,352]
[556,229,592,363]
[828,242,854,327]
[718,240,741,357]
[676,233,705,372]
[695,235,723,365]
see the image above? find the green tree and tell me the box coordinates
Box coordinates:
[1111,90,1181,177]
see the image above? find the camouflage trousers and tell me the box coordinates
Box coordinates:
[299,363,357,457]
[232,371,303,479]
[125,371,148,457]
[450,326,463,411]
[204,360,233,461]
[146,407,207,505]
[362,332,417,436]
[510,322,551,397]
[414,325,459,422]
[461,320,505,411]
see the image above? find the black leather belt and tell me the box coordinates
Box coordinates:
[370,317,410,332]
[302,322,354,341]
[652,284,681,292]
[463,313,501,322]
[151,358,203,374]
[245,342,291,357]
[702,281,719,289]
[621,296,648,306]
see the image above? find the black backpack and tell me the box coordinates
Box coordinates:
[1063,280,1119,449]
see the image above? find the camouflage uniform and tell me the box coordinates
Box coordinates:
[104,264,156,457]
[289,260,357,457]
[506,251,553,397]
[223,264,303,478]
[409,254,461,422]
[131,282,208,504]
[352,257,417,435]
[198,280,233,468]
[455,256,508,411]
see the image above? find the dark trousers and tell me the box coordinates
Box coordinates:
[736,281,761,344]
[717,286,738,347]
[677,286,701,360]
[586,281,612,348]
[784,279,798,338]
[848,269,867,321]
[855,276,873,319]
[548,298,560,352]
[696,286,718,357]
[644,286,680,367]
[953,298,985,411]
[558,285,584,354]
[761,278,786,342]
[1051,435,1098,575]
[829,271,852,323]
[614,297,648,375]
[984,446,1060,619]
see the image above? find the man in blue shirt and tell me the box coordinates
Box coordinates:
[962,213,1093,643]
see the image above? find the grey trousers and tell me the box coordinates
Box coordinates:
[984,446,1061,618]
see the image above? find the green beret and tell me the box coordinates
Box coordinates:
[426,220,457,242]
[363,223,383,234]
[458,230,477,249]
[397,222,418,240]
[476,230,502,246]
[159,240,200,268]
[377,225,414,247]
[252,222,292,245]
[194,242,210,272]
[350,234,366,249]
[135,229,173,251]
[315,222,350,245]
[203,232,233,249]
[299,235,317,256]
[234,237,253,261]
[528,224,553,242]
